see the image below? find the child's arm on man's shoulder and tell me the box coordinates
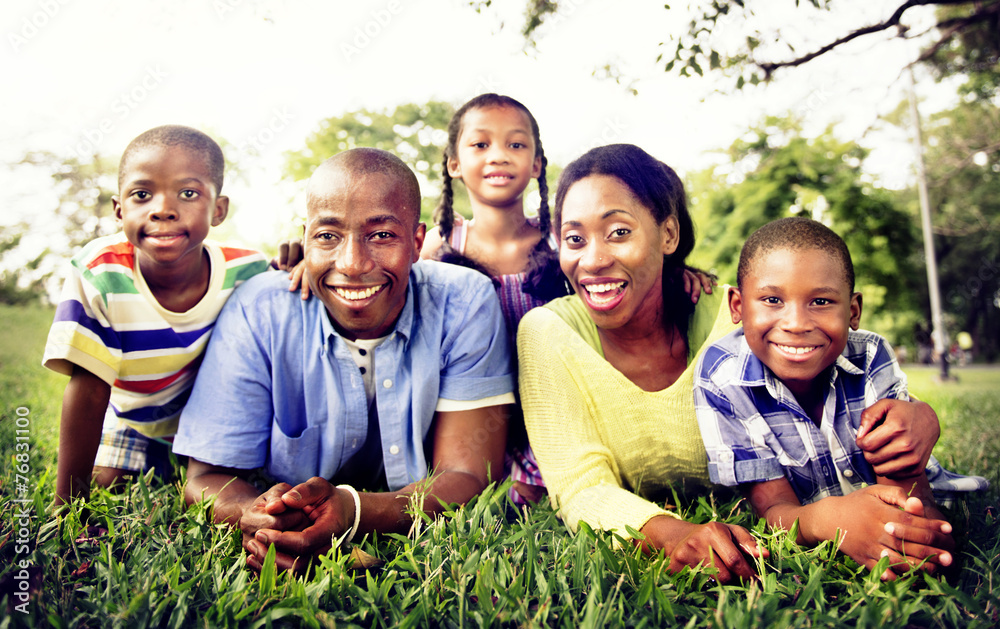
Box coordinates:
[745,477,955,580]
[55,366,111,505]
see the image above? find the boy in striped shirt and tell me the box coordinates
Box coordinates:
[43,125,269,504]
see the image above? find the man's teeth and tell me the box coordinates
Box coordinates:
[335,285,383,301]
[586,282,624,294]
[776,344,816,355]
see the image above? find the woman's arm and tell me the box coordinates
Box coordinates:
[518,308,763,582]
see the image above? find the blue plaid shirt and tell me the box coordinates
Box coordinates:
[694,327,988,505]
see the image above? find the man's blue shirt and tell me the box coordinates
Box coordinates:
[173,261,515,490]
[694,327,987,504]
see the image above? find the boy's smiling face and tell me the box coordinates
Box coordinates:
[729,246,862,397]
[114,144,228,272]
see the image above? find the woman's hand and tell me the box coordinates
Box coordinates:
[641,516,766,583]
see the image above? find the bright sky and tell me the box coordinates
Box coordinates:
[1,0,952,258]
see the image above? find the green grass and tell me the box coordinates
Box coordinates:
[2,305,998,627]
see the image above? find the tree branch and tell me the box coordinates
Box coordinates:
[756,0,978,80]
[913,3,1000,65]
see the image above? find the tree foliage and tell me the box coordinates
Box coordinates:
[500,1,1000,89]
[688,116,923,344]
[283,102,457,221]
[916,99,1000,359]
[2,151,118,302]
[925,1,1000,101]
[0,227,45,304]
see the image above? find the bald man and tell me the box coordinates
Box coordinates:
[174,148,514,573]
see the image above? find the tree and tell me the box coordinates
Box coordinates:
[687,116,923,344]
[495,1,999,88]
[2,151,118,303]
[283,102,457,222]
[925,2,1000,101]
[0,227,45,304]
[909,99,1000,360]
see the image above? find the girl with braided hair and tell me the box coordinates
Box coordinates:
[420,94,569,505]
[421,94,568,331]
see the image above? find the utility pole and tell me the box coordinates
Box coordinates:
[907,63,950,380]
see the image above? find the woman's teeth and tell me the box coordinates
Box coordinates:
[586,282,624,294]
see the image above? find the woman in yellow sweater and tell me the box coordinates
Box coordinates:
[517,144,766,583]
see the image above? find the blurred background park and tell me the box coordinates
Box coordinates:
[1,0,997,359]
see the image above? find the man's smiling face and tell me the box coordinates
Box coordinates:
[304,165,424,341]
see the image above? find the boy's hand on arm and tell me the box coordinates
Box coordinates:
[55,367,112,506]
[271,239,303,271]
[856,399,940,478]
[639,516,766,584]
[285,262,310,300]
[748,478,953,580]
[270,239,311,300]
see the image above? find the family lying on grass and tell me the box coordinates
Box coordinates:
[43,95,987,584]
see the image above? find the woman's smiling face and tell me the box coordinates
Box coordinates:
[559,174,679,331]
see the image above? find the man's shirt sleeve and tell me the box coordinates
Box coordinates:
[172,285,274,469]
[436,277,515,402]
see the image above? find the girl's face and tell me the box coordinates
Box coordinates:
[559,174,679,332]
[447,105,542,211]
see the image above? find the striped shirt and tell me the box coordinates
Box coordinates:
[43,232,269,437]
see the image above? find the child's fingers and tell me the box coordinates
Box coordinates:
[856,399,892,442]
[885,518,954,544]
[880,547,944,575]
[287,240,303,267]
[286,263,310,299]
[901,496,926,518]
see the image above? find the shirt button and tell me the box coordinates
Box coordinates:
[383,379,393,389]
[389,444,400,455]
[843,469,854,478]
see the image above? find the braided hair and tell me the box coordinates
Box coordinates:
[434,94,565,301]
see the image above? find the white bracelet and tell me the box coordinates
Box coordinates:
[336,484,362,545]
